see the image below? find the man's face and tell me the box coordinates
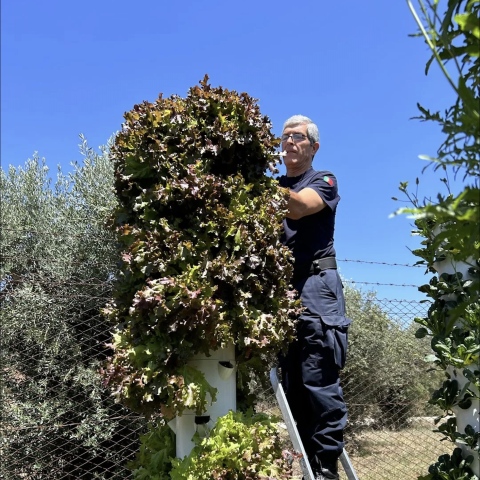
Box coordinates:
[281,123,319,170]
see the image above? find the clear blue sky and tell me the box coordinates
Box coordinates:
[1,0,459,302]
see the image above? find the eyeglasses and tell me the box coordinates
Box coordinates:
[281,133,309,143]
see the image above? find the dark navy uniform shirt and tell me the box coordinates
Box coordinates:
[279,167,340,265]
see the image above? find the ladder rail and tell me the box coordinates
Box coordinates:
[270,367,315,479]
[270,367,360,480]
[339,448,360,480]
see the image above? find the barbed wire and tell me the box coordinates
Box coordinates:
[0,277,112,288]
[2,415,145,433]
[1,255,423,272]
[1,225,429,292]
[337,259,423,268]
[0,225,114,239]
[0,275,422,290]
[375,298,431,305]
[343,279,420,288]
[1,254,424,272]
[0,227,424,270]
[1,253,425,270]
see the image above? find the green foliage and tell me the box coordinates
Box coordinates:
[407,0,479,178]
[415,268,480,375]
[130,411,291,480]
[396,0,479,476]
[428,378,475,411]
[0,139,145,478]
[435,417,480,453]
[399,0,479,264]
[103,76,300,417]
[170,411,291,480]
[418,447,479,480]
[129,421,176,480]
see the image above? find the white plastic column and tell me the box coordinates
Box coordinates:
[434,257,479,476]
[168,343,236,458]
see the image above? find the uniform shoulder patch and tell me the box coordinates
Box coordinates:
[323,175,334,186]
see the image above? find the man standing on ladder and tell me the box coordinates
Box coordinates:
[278,115,351,480]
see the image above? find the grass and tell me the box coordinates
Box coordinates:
[283,420,448,480]
[257,392,449,480]
[338,424,447,480]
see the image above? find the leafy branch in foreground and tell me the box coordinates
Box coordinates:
[396,1,479,478]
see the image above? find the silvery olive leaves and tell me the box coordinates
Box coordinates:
[102,76,300,418]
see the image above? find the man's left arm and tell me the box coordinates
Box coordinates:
[285,188,326,220]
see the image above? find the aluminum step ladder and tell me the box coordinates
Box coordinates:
[270,367,360,480]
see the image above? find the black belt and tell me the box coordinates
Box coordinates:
[293,256,337,280]
[310,256,337,274]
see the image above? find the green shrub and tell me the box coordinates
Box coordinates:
[342,286,442,433]
[0,142,145,479]
[129,421,176,480]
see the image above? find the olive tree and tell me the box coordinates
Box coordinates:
[0,139,145,479]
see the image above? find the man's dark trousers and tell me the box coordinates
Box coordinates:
[281,268,350,470]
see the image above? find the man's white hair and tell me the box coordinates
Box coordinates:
[283,115,320,144]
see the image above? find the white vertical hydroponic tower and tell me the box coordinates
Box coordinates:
[434,256,479,476]
[168,343,236,458]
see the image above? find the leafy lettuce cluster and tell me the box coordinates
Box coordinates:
[170,410,291,479]
[102,76,299,417]
[129,411,292,480]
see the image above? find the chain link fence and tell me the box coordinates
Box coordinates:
[254,294,445,480]
[1,275,144,478]
[1,249,443,480]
